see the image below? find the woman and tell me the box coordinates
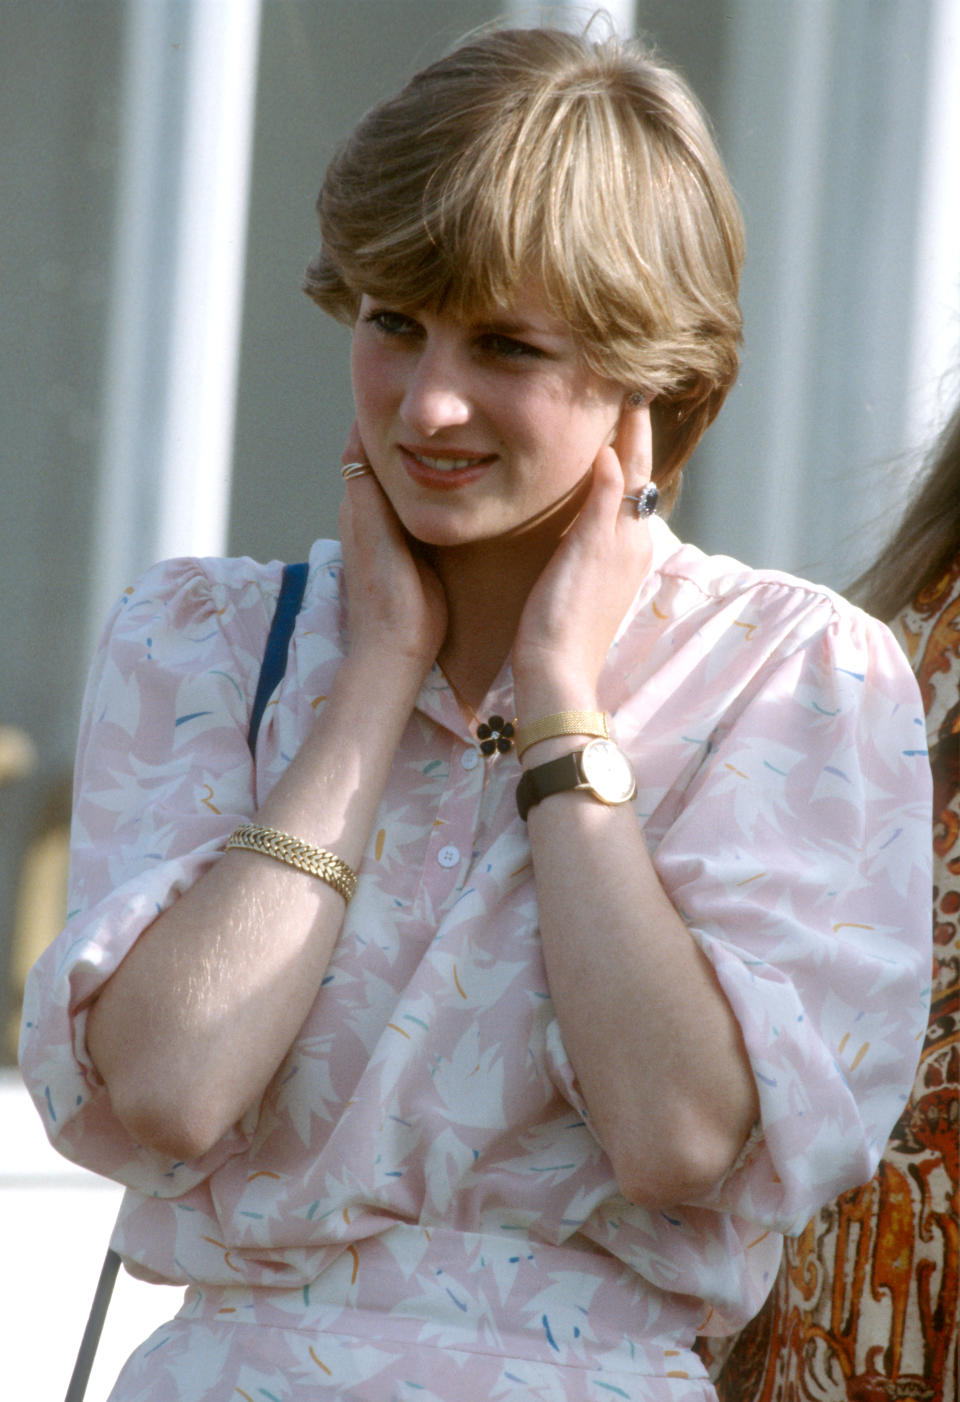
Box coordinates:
[705,398,960,1401]
[20,27,932,1402]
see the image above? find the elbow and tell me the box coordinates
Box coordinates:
[611,1159,719,1212]
[89,1003,238,1161]
[106,1073,229,1162]
[606,1123,740,1211]
[134,1113,223,1165]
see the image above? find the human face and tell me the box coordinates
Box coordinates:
[350,285,626,548]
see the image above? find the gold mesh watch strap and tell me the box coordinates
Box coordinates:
[225,823,357,901]
[514,709,610,760]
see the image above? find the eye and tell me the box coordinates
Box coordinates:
[479,333,546,361]
[362,308,421,339]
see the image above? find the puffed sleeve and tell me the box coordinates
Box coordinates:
[653,592,932,1234]
[18,555,282,1194]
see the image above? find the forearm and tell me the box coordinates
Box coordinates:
[87,652,420,1159]
[510,427,760,1208]
[516,664,759,1207]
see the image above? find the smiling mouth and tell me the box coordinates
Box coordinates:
[404,447,495,472]
[415,455,480,471]
[399,446,498,488]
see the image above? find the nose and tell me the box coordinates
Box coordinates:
[398,341,472,436]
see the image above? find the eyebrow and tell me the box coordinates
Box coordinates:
[474,315,565,340]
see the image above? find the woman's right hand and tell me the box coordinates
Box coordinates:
[87,435,446,1163]
[338,425,447,676]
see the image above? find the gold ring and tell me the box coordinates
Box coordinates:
[341,461,373,480]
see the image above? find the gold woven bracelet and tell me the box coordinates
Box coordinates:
[514,709,610,760]
[225,823,357,901]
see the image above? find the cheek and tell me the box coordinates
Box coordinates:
[349,335,394,415]
[550,405,621,465]
[349,340,374,409]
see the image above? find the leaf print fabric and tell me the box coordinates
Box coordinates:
[19,519,933,1399]
[701,549,958,1402]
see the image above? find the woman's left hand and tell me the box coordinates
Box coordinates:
[514,398,761,1209]
[512,396,654,714]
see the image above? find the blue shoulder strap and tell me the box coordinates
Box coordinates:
[247,562,309,758]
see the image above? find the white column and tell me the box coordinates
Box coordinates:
[88,0,261,649]
[677,0,955,588]
[156,0,262,564]
[904,0,960,453]
[503,1,636,37]
[697,0,835,571]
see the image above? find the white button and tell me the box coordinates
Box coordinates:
[460,748,480,771]
[437,844,460,868]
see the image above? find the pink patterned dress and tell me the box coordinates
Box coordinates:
[701,551,959,1402]
[20,519,932,1401]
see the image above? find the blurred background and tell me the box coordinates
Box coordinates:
[1,0,958,1394]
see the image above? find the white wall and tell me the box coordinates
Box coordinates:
[672,0,960,587]
[0,1072,181,1399]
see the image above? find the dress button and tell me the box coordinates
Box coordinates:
[437,843,460,868]
[460,748,480,771]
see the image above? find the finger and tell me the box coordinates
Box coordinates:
[338,456,407,563]
[590,443,627,502]
[554,446,625,553]
[612,396,654,491]
[338,419,384,510]
[339,468,392,545]
[341,420,368,470]
[592,438,634,509]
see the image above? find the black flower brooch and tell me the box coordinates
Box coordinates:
[476,715,515,756]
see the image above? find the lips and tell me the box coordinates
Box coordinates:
[400,444,496,489]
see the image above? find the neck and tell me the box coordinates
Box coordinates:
[430,544,534,709]
[428,487,585,712]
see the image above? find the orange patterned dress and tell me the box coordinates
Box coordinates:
[702,554,959,1402]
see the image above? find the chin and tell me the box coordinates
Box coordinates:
[405,522,489,551]
[393,504,497,550]
[389,487,581,552]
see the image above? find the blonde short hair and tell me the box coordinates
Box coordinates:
[305,26,744,508]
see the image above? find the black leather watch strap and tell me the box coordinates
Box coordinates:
[516,751,583,821]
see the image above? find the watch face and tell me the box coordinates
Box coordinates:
[580,738,636,804]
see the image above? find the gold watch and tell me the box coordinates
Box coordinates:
[516,738,636,821]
